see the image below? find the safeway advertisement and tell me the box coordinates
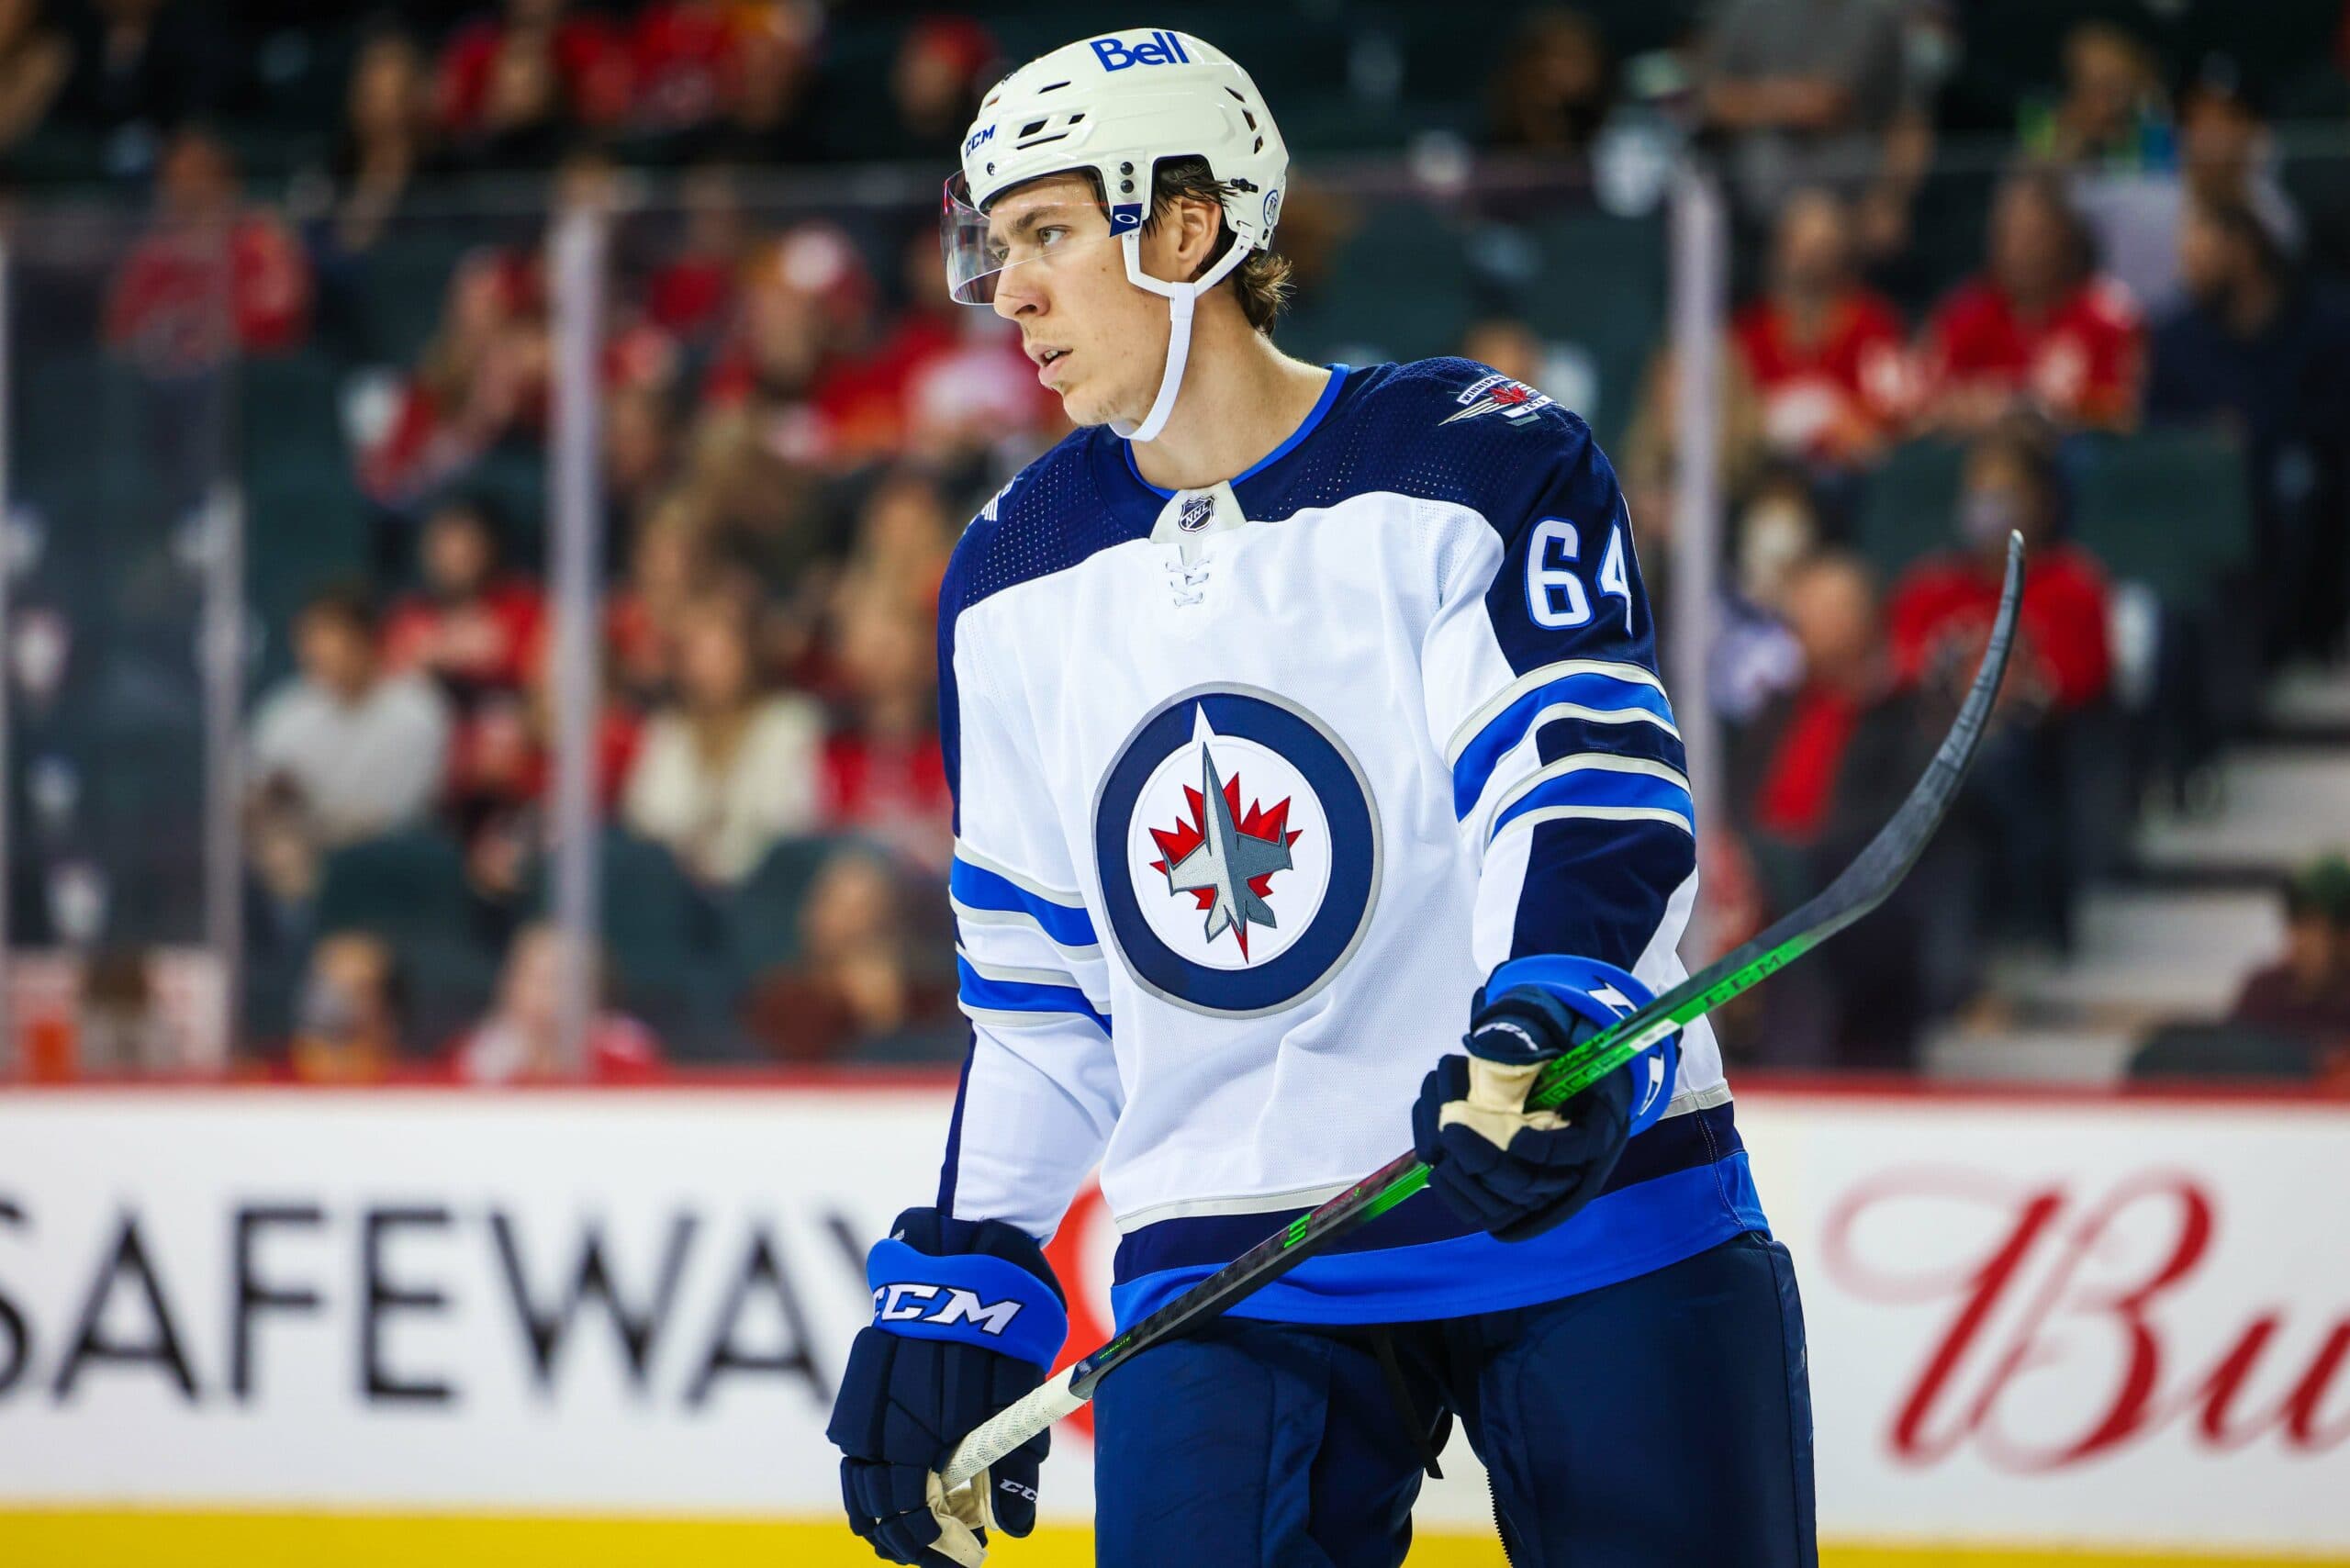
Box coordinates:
[0,1087,2342,1553]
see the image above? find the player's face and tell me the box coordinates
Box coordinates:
[984,175,1171,429]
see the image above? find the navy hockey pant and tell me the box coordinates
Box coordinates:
[1092,1231,1815,1567]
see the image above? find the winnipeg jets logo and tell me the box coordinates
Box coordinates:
[1440,372,1554,427]
[1095,689,1382,1015]
[1147,742,1302,958]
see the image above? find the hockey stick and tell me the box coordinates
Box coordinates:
[942,532,2026,1495]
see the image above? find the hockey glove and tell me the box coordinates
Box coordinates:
[1412,956,1677,1243]
[826,1206,1067,1568]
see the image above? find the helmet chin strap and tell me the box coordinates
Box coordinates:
[1111,231,1251,444]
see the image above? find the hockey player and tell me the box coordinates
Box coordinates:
[827,28,1815,1567]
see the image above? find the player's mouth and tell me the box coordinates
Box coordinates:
[1032,345,1072,386]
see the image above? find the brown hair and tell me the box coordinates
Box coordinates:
[1998,170,2097,286]
[2187,188,2285,281]
[1144,155,1292,334]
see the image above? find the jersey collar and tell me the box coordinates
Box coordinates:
[1119,364,1351,500]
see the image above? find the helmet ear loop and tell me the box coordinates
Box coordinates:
[1113,228,1251,444]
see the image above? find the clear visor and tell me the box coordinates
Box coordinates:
[941,173,1127,306]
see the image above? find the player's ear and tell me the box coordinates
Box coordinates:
[1173,195,1224,281]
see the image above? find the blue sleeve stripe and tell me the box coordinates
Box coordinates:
[957,957,1112,1036]
[1452,670,1679,820]
[1490,765,1695,843]
[948,855,1099,947]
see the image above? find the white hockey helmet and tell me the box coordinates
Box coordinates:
[942,28,1289,442]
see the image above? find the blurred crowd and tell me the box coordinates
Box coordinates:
[229,188,1035,1073]
[6,0,2350,1082]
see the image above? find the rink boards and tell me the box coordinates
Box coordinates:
[0,1081,2343,1565]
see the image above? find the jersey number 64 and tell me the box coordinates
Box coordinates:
[1526,517,1634,634]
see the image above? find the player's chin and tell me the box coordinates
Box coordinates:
[1058,379,1125,431]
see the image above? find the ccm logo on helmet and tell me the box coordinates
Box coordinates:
[964,124,994,154]
[1091,30,1192,72]
[873,1282,1025,1337]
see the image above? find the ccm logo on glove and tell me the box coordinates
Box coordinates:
[862,1234,1069,1370]
[874,1282,1026,1337]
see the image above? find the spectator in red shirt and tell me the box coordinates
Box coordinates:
[448,923,661,1083]
[625,0,733,138]
[1887,424,2112,714]
[643,162,747,349]
[382,498,550,865]
[1730,550,1949,1064]
[358,246,548,508]
[822,586,950,872]
[1747,551,1886,849]
[732,222,1046,475]
[437,0,628,152]
[1919,172,2143,435]
[1889,423,2112,949]
[699,223,876,465]
[1733,187,1911,469]
[105,127,311,376]
[383,498,545,700]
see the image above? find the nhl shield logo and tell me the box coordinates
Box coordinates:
[1093,687,1382,1016]
[1176,493,1215,532]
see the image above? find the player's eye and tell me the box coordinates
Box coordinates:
[1037,226,1069,247]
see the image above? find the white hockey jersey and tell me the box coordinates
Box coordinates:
[937,359,1766,1328]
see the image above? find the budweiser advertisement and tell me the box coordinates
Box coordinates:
[0,1083,2342,1565]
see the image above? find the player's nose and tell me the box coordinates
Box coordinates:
[991,269,1043,320]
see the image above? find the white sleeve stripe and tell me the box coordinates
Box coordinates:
[952,840,1088,909]
[1489,803,1697,839]
[1452,705,1684,838]
[1515,699,1681,743]
[1444,656,1669,762]
[951,899,1105,964]
[961,1004,1112,1032]
[956,947,1091,991]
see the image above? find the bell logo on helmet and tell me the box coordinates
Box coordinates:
[1091,31,1193,72]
